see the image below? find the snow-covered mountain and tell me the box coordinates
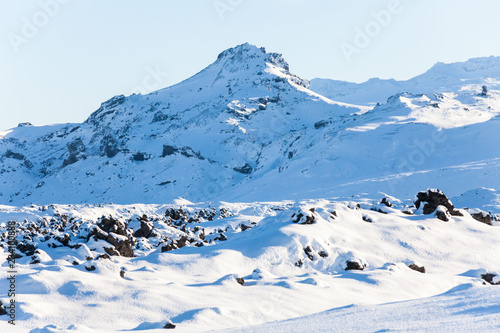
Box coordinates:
[1,44,500,332]
[1,45,500,207]
[310,56,500,106]
[0,43,367,205]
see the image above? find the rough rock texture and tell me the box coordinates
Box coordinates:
[414,189,463,216]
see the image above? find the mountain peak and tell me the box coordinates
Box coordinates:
[215,43,291,72]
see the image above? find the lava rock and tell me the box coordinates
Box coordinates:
[292,208,316,224]
[164,321,176,329]
[435,206,451,222]
[408,264,426,273]
[481,273,500,285]
[471,211,492,225]
[0,301,7,315]
[414,189,462,216]
[318,251,329,258]
[233,163,253,174]
[345,260,366,271]
[304,246,314,261]
[380,198,393,207]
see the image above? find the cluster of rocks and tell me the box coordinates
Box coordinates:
[291,208,316,224]
[0,206,253,269]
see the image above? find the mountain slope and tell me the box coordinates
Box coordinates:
[0,45,499,207]
[310,56,500,106]
[0,44,365,205]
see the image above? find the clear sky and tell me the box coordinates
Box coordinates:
[1,0,500,130]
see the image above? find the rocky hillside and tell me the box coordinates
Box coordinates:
[1,45,499,207]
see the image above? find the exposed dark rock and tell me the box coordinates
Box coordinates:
[314,120,331,129]
[471,211,492,225]
[414,189,462,216]
[100,136,120,158]
[120,270,126,278]
[295,259,303,268]
[5,150,25,160]
[0,301,7,315]
[164,322,176,329]
[132,152,147,161]
[380,198,393,207]
[318,251,328,258]
[408,264,426,273]
[17,242,36,256]
[233,163,253,174]
[481,273,499,285]
[85,265,96,271]
[236,277,245,285]
[152,111,168,123]
[214,233,227,241]
[96,253,111,260]
[362,215,373,223]
[292,208,316,224]
[345,260,366,271]
[134,220,154,238]
[304,246,314,261]
[435,206,451,222]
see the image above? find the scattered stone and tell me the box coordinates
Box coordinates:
[481,273,500,285]
[295,259,303,268]
[0,301,7,315]
[96,253,111,260]
[471,210,492,225]
[236,277,245,285]
[304,246,314,261]
[408,264,426,273]
[435,206,451,222]
[120,270,126,279]
[345,260,366,271]
[362,215,373,223]
[318,251,328,258]
[85,265,96,272]
[164,321,176,329]
[291,208,316,224]
[233,163,253,174]
[380,198,393,207]
[414,189,462,216]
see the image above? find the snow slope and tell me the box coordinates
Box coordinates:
[1,44,500,332]
[310,56,500,106]
[1,194,499,332]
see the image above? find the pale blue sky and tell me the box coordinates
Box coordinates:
[1,0,500,130]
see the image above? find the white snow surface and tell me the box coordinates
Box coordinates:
[1,199,500,332]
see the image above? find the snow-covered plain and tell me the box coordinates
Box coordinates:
[1,44,500,332]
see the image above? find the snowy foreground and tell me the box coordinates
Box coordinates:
[1,191,500,332]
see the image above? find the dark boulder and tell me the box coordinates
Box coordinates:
[164,322,176,329]
[471,211,492,225]
[292,208,316,225]
[233,163,253,174]
[481,273,499,285]
[408,264,426,273]
[414,189,462,216]
[345,260,366,271]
